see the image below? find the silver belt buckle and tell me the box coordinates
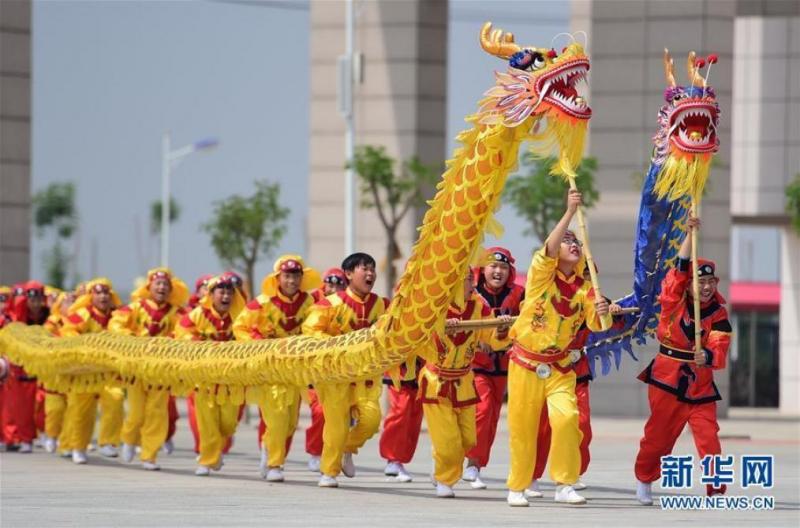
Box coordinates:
[535,363,551,379]
[568,349,582,364]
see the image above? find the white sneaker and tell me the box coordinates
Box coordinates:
[573,479,587,490]
[462,465,479,482]
[259,447,268,479]
[524,480,544,499]
[36,432,46,448]
[507,490,530,507]
[99,444,118,458]
[554,484,586,504]
[44,437,57,454]
[142,461,161,471]
[71,450,88,464]
[342,452,356,478]
[636,480,653,505]
[162,439,174,455]
[195,465,211,476]
[266,468,284,482]
[384,461,401,476]
[121,443,135,463]
[308,456,321,473]
[396,465,413,483]
[318,475,339,488]
[18,442,33,453]
[471,475,487,489]
[436,483,455,498]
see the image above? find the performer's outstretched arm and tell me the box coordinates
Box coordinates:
[545,189,582,258]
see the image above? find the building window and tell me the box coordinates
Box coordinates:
[730,311,780,408]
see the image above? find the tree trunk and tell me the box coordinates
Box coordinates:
[385,232,398,296]
[245,260,256,300]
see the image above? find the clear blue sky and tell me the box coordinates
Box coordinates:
[30,0,571,291]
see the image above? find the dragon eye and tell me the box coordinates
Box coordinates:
[530,55,546,70]
[672,93,688,104]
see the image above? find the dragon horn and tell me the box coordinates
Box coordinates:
[687,51,705,87]
[663,48,676,87]
[480,22,521,60]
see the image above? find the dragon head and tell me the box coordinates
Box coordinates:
[477,22,591,126]
[476,23,591,178]
[652,49,721,200]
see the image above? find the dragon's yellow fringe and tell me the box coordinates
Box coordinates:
[653,152,711,202]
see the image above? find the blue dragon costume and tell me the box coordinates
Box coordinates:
[585,49,721,376]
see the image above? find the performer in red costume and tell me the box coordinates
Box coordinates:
[2,281,50,453]
[635,215,731,505]
[379,356,425,483]
[306,267,347,472]
[463,247,524,489]
[0,285,12,452]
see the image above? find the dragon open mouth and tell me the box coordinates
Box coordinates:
[669,102,718,153]
[535,59,591,119]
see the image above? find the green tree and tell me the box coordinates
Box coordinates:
[504,155,599,243]
[202,180,290,298]
[150,197,181,235]
[348,145,439,292]
[787,173,800,234]
[32,182,78,289]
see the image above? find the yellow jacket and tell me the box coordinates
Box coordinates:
[60,306,113,336]
[510,247,611,359]
[418,294,492,406]
[301,288,388,338]
[233,291,315,341]
[108,298,184,337]
[175,305,234,341]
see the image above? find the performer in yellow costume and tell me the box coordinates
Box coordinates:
[41,289,78,455]
[110,268,188,470]
[59,278,125,464]
[505,189,610,507]
[233,255,319,482]
[175,275,245,476]
[302,253,388,488]
[419,272,499,498]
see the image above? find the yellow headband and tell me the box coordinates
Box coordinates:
[131,267,190,307]
[199,275,246,320]
[261,254,322,297]
[69,277,122,315]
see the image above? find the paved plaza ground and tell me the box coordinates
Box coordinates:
[1,403,798,527]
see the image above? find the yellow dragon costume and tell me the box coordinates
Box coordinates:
[0,24,592,404]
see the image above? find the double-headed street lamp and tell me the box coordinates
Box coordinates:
[160,132,218,267]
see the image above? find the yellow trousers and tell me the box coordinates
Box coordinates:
[506,360,581,491]
[44,393,67,439]
[120,385,168,462]
[195,392,240,467]
[98,387,125,446]
[259,384,300,468]
[60,387,125,451]
[316,380,381,477]
[423,400,476,487]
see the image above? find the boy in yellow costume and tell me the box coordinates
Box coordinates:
[419,272,500,498]
[175,275,245,476]
[302,252,388,488]
[505,189,610,507]
[233,255,319,482]
[41,289,78,455]
[110,268,188,470]
[59,278,125,464]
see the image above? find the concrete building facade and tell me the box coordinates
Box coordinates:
[306,0,448,297]
[0,0,31,284]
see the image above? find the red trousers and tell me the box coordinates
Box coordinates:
[635,385,721,483]
[166,395,179,442]
[533,381,592,480]
[186,393,241,454]
[1,368,38,444]
[305,389,324,456]
[466,374,506,468]
[379,385,424,463]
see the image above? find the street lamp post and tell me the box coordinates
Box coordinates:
[160,131,218,267]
